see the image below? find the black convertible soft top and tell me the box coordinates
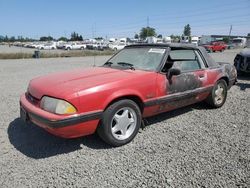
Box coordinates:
[126,43,219,68]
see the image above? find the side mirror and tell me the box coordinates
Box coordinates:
[167,68,181,80]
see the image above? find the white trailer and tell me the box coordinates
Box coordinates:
[232,38,247,48]
[191,36,200,46]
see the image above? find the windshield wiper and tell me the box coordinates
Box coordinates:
[117,62,135,70]
[103,61,113,66]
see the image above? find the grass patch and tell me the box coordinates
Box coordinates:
[0,53,33,59]
[0,50,115,59]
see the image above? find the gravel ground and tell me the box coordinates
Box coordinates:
[0,49,249,188]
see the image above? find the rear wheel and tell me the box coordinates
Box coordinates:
[205,79,227,108]
[97,99,141,147]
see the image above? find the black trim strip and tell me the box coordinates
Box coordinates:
[144,86,213,107]
[27,111,103,128]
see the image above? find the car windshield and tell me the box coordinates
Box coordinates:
[104,48,166,71]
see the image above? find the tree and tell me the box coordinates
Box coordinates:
[70,32,83,41]
[58,37,68,41]
[139,27,157,40]
[134,33,139,39]
[4,35,9,42]
[9,36,15,42]
[248,33,250,37]
[183,24,191,36]
[40,36,53,41]
[223,37,230,44]
[170,34,180,42]
[95,37,103,40]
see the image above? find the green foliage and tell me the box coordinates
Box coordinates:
[183,24,191,36]
[70,32,83,41]
[58,37,68,41]
[223,37,230,44]
[139,27,157,40]
[40,36,54,41]
[95,37,103,40]
[170,34,180,42]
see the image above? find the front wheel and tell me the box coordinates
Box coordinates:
[97,99,141,147]
[205,79,227,108]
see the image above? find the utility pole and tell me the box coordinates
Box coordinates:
[228,25,232,37]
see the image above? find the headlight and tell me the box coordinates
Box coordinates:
[40,96,77,115]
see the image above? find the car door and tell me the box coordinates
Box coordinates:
[214,42,220,51]
[157,49,207,111]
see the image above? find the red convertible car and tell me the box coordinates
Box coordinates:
[20,44,237,146]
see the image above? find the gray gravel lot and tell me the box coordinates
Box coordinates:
[0,50,249,187]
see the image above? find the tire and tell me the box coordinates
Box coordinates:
[114,48,118,51]
[80,47,84,50]
[205,79,227,108]
[97,99,142,147]
[67,47,71,51]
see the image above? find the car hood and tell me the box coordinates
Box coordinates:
[28,67,150,99]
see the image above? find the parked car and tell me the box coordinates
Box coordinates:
[56,41,67,49]
[109,42,127,51]
[234,49,250,75]
[86,43,98,50]
[38,43,57,50]
[20,44,237,146]
[64,42,86,50]
[232,37,247,48]
[202,42,227,52]
[97,42,109,51]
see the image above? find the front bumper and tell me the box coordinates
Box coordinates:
[19,94,102,138]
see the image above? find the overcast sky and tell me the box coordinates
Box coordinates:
[0,0,249,39]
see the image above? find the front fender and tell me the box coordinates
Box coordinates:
[102,89,144,109]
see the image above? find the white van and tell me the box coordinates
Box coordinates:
[232,38,247,48]
[191,36,199,46]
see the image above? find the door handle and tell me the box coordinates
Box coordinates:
[198,74,205,78]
